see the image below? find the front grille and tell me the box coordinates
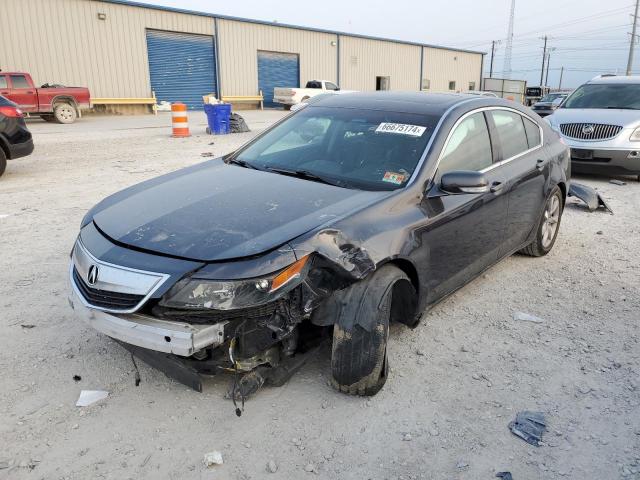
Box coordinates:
[560,123,622,140]
[152,302,279,325]
[73,267,144,310]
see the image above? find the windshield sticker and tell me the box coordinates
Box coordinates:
[382,172,406,185]
[376,123,426,137]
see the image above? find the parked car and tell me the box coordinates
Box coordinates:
[0,95,34,177]
[289,92,337,112]
[525,86,550,106]
[274,80,352,109]
[68,92,569,398]
[546,75,640,177]
[0,71,90,124]
[531,92,570,117]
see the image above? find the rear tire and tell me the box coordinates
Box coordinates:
[53,103,77,124]
[0,148,6,177]
[519,185,563,257]
[330,265,411,396]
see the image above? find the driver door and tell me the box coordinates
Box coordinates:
[418,111,509,303]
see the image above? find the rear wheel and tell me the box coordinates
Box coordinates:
[53,103,77,124]
[519,186,563,257]
[0,148,6,177]
[330,265,411,396]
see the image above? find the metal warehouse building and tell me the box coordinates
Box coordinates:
[0,0,484,111]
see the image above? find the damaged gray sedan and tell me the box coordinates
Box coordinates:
[69,92,570,402]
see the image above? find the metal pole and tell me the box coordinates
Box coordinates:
[545,52,551,86]
[490,40,496,77]
[540,36,548,85]
[627,0,639,75]
[559,66,564,89]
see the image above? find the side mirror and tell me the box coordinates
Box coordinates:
[440,170,490,194]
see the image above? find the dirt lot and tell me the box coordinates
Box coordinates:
[1,111,639,480]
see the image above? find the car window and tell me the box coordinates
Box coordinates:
[306,81,321,89]
[325,82,338,91]
[438,112,492,174]
[237,106,440,191]
[489,110,530,159]
[563,83,640,109]
[0,76,7,89]
[522,117,541,149]
[10,75,30,89]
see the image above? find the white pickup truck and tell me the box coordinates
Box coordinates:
[274,80,351,108]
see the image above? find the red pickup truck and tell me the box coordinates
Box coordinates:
[0,72,90,124]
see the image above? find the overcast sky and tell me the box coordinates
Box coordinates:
[136,0,638,89]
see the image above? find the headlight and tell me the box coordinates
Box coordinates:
[159,255,310,310]
[630,127,640,141]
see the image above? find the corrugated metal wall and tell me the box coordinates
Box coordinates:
[422,48,482,93]
[339,36,421,91]
[216,19,337,96]
[0,0,213,98]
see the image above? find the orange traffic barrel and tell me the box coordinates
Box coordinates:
[171,102,190,137]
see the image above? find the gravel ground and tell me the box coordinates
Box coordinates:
[0,111,639,480]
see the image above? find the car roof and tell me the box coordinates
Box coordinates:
[587,75,640,85]
[309,91,514,116]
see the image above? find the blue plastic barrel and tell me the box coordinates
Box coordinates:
[204,104,231,135]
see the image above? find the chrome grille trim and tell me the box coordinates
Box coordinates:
[560,123,622,141]
[69,239,170,314]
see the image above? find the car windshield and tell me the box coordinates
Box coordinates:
[562,83,640,109]
[234,106,439,191]
[540,93,564,102]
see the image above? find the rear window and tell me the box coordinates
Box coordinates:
[523,117,542,148]
[489,110,529,159]
[236,106,440,191]
[10,75,30,89]
[563,83,640,110]
[0,77,7,89]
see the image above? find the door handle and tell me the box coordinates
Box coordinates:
[536,159,548,171]
[490,181,504,193]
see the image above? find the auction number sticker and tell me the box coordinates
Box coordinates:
[376,123,426,137]
[382,172,406,185]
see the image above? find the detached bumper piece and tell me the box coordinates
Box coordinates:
[568,183,613,214]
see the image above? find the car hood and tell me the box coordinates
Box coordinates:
[91,159,385,262]
[548,108,640,128]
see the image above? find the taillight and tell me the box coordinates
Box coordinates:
[0,106,23,118]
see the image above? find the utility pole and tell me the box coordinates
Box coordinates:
[540,35,548,86]
[559,66,564,89]
[490,41,496,77]
[545,52,551,86]
[627,0,640,75]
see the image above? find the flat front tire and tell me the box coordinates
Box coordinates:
[519,185,563,257]
[330,265,411,396]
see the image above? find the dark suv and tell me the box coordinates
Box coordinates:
[0,95,34,177]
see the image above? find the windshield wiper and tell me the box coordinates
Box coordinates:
[265,166,344,187]
[225,158,261,170]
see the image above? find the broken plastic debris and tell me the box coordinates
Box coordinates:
[509,411,546,446]
[75,390,109,407]
[203,451,224,468]
[496,473,513,480]
[72,375,81,382]
[609,179,626,186]
[513,312,544,323]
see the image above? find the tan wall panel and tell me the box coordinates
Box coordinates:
[422,48,483,93]
[0,0,214,98]
[216,19,337,96]
[339,36,421,91]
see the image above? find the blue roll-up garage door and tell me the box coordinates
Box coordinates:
[258,51,300,108]
[146,29,216,110]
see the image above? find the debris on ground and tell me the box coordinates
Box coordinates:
[203,451,223,468]
[304,462,316,473]
[75,390,109,407]
[568,183,613,213]
[266,460,278,473]
[513,312,545,324]
[609,179,626,186]
[496,472,513,480]
[130,353,141,386]
[230,113,250,133]
[20,324,36,329]
[72,375,81,382]
[200,152,214,157]
[509,411,547,446]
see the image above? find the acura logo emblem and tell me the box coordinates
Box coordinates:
[87,265,99,286]
[582,124,595,135]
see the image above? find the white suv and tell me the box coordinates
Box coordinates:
[546,75,640,178]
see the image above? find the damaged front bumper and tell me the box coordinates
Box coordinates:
[68,287,226,357]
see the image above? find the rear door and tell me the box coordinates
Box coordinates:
[7,74,38,112]
[486,109,547,254]
[420,110,509,302]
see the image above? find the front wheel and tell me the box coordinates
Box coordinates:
[519,185,563,257]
